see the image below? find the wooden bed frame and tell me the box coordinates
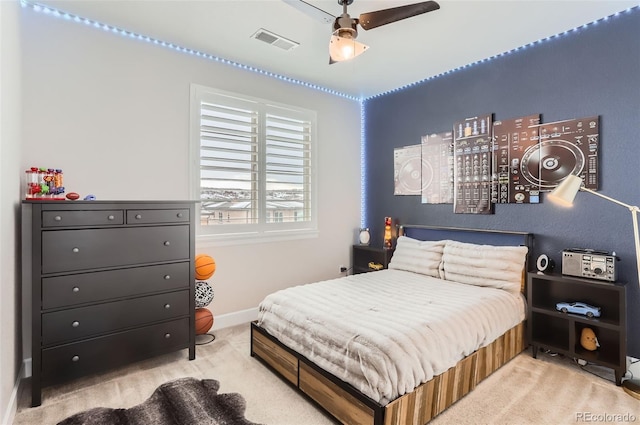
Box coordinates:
[250,226,534,425]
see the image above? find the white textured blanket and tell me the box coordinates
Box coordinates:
[257,269,525,405]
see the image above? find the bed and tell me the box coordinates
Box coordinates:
[250,225,533,425]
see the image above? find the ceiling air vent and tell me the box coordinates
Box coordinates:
[251,28,299,51]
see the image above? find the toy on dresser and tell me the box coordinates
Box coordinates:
[24,167,65,200]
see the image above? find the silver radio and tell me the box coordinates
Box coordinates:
[562,249,618,282]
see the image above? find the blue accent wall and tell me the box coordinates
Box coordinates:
[364,9,640,355]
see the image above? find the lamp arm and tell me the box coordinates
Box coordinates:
[632,206,640,288]
[580,187,640,286]
[580,187,636,210]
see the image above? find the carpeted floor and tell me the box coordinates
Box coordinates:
[13,323,639,425]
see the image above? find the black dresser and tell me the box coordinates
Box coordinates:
[22,200,197,406]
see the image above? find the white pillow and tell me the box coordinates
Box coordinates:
[388,236,446,278]
[442,240,528,293]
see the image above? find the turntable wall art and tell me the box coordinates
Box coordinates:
[453,114,494,214]
[421,131,454,204]
[493,114,541,204]
[394,144,425,196]
[522,116,599,191]
[392,114,600,213]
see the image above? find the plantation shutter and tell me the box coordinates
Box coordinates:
[265,109,312,223]
[199,98,259,224]
[195,87,315,233]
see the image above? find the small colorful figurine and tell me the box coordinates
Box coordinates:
[384,216,393,248]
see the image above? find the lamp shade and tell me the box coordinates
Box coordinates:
[329,31,368,62]
[547,174,583,207]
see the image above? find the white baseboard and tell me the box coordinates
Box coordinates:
[2,363,26,425]
[212,307,259,330]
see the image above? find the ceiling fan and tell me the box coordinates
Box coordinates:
[283,0,440,63]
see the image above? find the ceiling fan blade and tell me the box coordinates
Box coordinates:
[282,0,335,24]
[359,1,440,31]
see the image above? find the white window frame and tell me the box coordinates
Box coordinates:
[190,84,318,245]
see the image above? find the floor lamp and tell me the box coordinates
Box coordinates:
[548,174,640,399]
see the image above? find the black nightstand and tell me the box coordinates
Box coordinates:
[527,272,626,385]
[352,245,394,274]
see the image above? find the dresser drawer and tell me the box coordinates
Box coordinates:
[42,225,189,273]
[127,209,189,224]
[41,318,189,384]
[42,210,124,227]
[42,290,189,346]
[42,262,190,309]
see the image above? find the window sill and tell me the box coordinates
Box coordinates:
[197,228,319,247]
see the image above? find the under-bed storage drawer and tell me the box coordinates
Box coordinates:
[41,318,189,384]
[251,327,298,386]
[299,361,375,425]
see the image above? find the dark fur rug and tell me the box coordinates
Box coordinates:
[57,377,261,425]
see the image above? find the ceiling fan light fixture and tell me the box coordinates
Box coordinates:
[285,0,441,64]
[329,30,369,62]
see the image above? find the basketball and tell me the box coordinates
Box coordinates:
[195,308,214,335]
[195,254,216,280]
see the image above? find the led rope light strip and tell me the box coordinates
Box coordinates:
[21,0,639,101]
[360,99,367,228]
[21,0,639,230]
[365,5,640,100]
[19,0,359,101]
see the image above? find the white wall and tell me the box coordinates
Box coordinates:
[20,3,361,360]
[1,1,23,423]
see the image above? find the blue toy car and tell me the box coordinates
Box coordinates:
[555,301,601,318]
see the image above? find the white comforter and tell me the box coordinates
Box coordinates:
[257,269,526,405]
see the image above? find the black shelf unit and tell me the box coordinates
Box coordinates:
[352,245,394,274]
[527,272,626,385]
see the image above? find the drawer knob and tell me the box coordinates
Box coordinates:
[108,215,115,220]
[164,275,171,280]
[164,333,171,339]
[164,303,171,309]
[72,247,80,253]
[71,355,80,362]
[72,286,80,293]
[177,213,183,218]
[72,321,80,328]
[54,216,62,221]
[135,214,142,219]
[164,241,171,246]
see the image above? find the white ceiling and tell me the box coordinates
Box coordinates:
[35,0,638,98]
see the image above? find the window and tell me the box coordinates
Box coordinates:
[190,85,317,242]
